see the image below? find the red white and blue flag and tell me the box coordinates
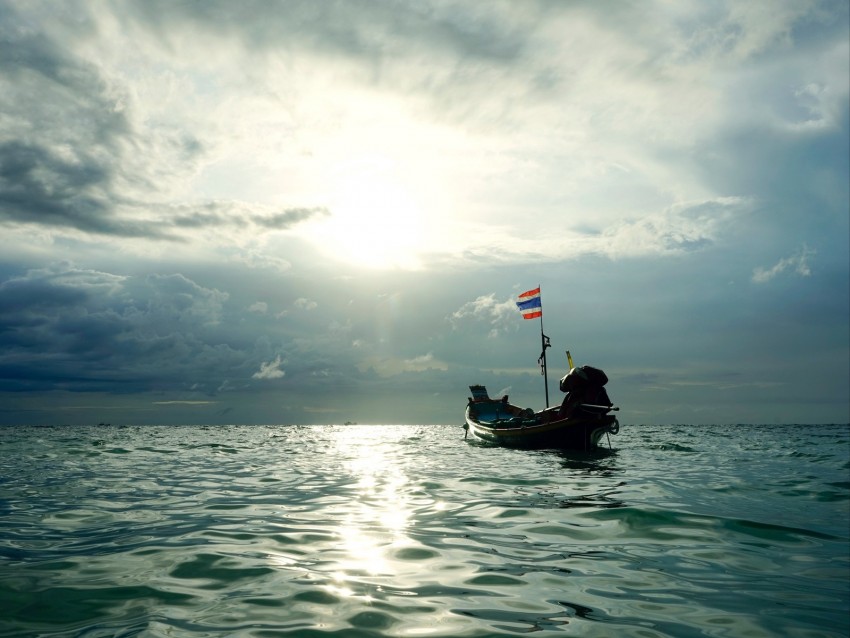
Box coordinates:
[516,287,542,320]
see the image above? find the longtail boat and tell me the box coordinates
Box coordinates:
[464,381,619,451]
[464,286,621,450]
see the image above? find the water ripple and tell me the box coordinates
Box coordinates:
[0,423,847,637]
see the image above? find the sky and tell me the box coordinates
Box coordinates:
[0,0,848,426]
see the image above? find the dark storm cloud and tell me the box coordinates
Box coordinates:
[0,13,118,111]
[2,16,105,225]
[0,6,166,238]
[0,261,414,404]
[0,265,258,394]
[255,207,331,229]
[0,140,173,238]
[171,203,329,230]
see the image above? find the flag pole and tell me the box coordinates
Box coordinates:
[537,286,551,408]
[517,285,550,408]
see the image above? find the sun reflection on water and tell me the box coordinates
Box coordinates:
[330,425,415,581]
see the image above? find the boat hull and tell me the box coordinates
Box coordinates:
[465,406,618,451]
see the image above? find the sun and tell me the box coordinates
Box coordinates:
[310,155,431,269]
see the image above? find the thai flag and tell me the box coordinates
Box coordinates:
[516,287,542,319]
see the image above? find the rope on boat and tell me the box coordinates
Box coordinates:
[605,418,619,449]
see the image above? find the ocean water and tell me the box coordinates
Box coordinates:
[0,423,848,638]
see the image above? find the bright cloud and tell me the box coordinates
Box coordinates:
[252,356,286,380]
[451,294,519,337]
[602,197,753,258]
[752,245,816,283]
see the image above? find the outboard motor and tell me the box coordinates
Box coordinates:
[559,365,608,392]
[558,365,612,415]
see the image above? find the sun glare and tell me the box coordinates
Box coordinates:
[310,155,431,269]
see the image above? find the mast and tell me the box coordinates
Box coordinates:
[517,284,550,408]
[537,288,551,408]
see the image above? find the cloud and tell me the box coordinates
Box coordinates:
[0,4,328,245]
[451,293,518,337]
[252,355,285,380]
[752,244,816,283]
[230,250,293,273]
[294,298,318,311]
[0,140,170,238]
[403,352,447,372]
[170,203,329,232]
[357,351,447,377]
[255,207,331,229]
[0,7,185,239]
[0,263,242,394]
[3,0,841,267]
[601,197,752,258]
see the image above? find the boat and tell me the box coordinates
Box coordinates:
[464,381,619,451]
[464,286,621,450]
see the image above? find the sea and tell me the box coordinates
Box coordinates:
[1,423,848,638]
